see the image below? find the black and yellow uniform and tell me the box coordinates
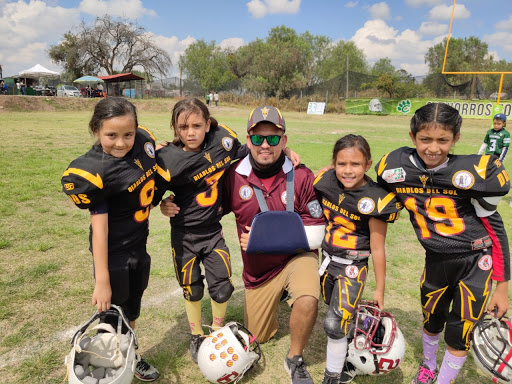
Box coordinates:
[314,170,401,339]
[153,124,247,303]
[376,147,510,350]
[61,127,157,320]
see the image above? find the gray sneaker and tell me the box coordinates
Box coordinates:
[411,363,438,384]
[134,358,160,382]
[189,334,205,364]
[322,369,341,384]
[284,354,313,384]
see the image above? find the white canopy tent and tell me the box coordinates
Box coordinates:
[18,64,60,79]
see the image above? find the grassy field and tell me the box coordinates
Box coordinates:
[0,102,511,384]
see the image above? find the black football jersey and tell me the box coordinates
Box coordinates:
[61,127,157,253]
[154,124,244,228]
[375,147,511,256]
[314,169,402,257]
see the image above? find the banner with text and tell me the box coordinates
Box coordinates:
[345,98,511,120]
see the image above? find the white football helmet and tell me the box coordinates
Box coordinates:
[197,322,261,383]
[471,313,512,383]
[346,301,405,375]
[368,98,383,112]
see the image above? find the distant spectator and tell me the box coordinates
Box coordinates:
[214,91,219,107]
[16,80,21,94]
[209,91,213,107]
[20,80,26,95]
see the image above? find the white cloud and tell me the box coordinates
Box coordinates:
[485,51,501,61]
[0,0,79,76]
[484,32,512,55]
[495,15,512,32]
[368,2,390,21]
[345,1,358,8]
[218,38,245,51]
[147,33,196,76]
[351,20,434,75]
[418,21,448,36]
[429,4,470,21]
[78,0,156,18]
[247,0,301,18]
[405,0,443,7]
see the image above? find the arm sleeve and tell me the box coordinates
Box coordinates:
[499,146,508,162]
[235,143,250,160]
[478,143,487,155]
[480,211,510,281]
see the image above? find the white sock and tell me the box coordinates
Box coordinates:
[326,336,348,373]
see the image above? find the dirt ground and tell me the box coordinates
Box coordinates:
[0,95,178,112]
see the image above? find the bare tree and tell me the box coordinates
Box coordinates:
[49,15,171,79]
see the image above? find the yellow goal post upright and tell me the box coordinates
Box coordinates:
[443,0,511,113]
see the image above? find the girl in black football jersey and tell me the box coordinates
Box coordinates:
[375,103,510,384]
[314,134,402,383]
[61,97,159,381]
[154,98,300,363]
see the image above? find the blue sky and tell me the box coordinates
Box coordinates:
[1,0,511,79]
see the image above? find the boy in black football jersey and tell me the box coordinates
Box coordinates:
[314,134,402,384]
[375,103,510,384]
[61,98,159,381]
[153,98,299,363]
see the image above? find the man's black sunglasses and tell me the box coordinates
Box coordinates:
[249,134,282,146]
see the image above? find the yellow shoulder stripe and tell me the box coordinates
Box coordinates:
[474,155,490,180]
[377,153,390,176]
[138,125,156,142]
[220,124,238,139]
[157,165,171,182]
[313,170,326,185]
[377,192,396,213]
[62,168,103,189]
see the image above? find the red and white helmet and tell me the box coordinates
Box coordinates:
[346,301,405,375]
[197,322,261,383]
[471,313,512,383]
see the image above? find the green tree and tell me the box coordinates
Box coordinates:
[237,26,311,97]
[316,40,368,82]
[424,36,492,97]
[370,58,396,77]
[49,15,171,79]
[48,32,97,81]
[179,40,235,92]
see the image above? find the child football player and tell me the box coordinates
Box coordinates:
[61,97,160,381]
[478,112,510,162]
[376,102,510,384]
[314,134,401,384]
[152,98,299,363]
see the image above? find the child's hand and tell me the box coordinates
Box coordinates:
[315,165,333,178]
[284,147,301,167]
[92,280,111,313]
[240,226,251,251]
[487,281,509,318]
[373,289,384,310]
[160,195,180,217]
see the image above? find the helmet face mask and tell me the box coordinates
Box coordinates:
[347,301,405,375]
[471,314,512,383]
[197,322,261,383]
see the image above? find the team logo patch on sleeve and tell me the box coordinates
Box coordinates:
[452,171,475,189]
[222,137,234,151]
[144,142,155,158]
[357,198,375,214]
[239,185,253,200]
[382,168,406,183]
[307,199,322,218]
[478,255,492,271]
[345,265,359,279]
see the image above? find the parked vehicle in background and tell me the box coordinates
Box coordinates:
[56,85,80,97]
